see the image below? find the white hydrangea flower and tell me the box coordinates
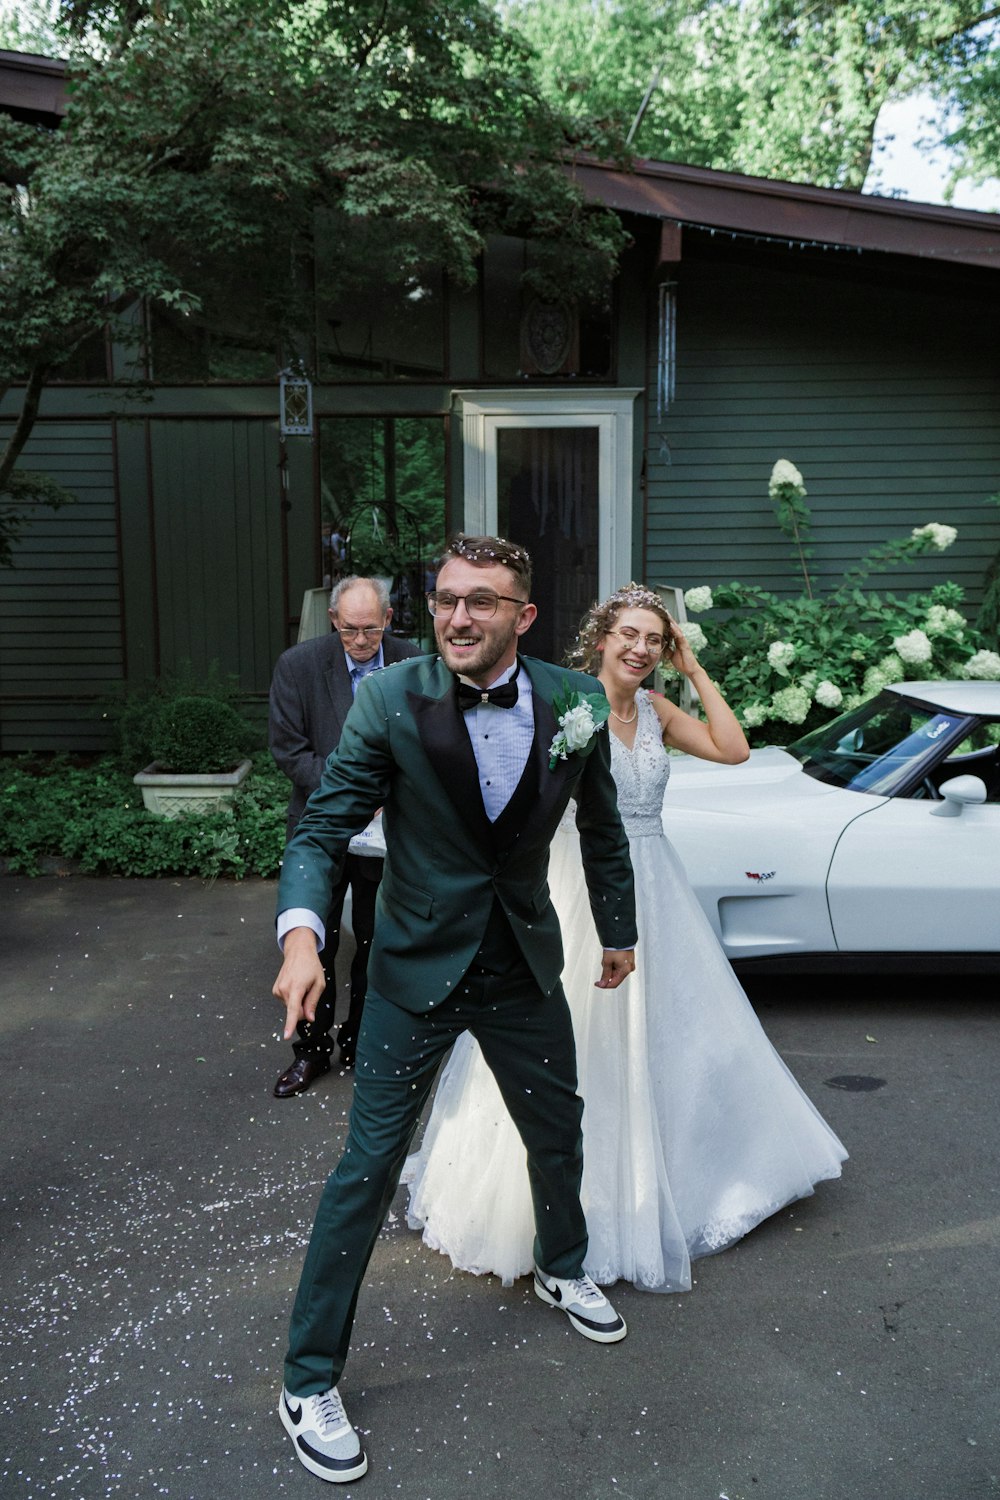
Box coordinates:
[960,650,1000,681]
[767,640,796,671]
[911,522,957,551]
[771,684,811,725]
[924,604,966,638]
[893,629,933,665]
[768,459,805,497]
[683,585,714,613]
[862,654,905,696]
[878,653,905,681]
[815,680,843,709]
[683,620,708,654]
[741,702,769,728]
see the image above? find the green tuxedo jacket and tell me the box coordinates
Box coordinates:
[277,653,637,1013]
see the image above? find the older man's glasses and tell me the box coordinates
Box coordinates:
[607,626,666,653]
[426,590,526,619]
[336,625,385,640]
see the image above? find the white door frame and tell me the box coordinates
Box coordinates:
[455,388,640,600]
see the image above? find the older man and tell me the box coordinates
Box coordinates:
[268,574,422,1095]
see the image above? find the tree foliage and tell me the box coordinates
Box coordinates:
[0,0,627,559]
[502,0,1000,192]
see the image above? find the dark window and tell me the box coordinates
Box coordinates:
[314,214,445,382]
[497,425,599,663]
[147,294,278,383]
[50,327,111,383]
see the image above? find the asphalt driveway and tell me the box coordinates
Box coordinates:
[1,874,997,1500]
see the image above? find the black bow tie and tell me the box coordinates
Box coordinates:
[456,667,519,711]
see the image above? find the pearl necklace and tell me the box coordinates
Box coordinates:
[608,702,637,725]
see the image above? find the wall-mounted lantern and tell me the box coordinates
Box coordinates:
[279,367,314,437]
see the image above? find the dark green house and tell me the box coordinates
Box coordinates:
[2,49,999,752]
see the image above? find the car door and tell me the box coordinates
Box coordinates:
[826,796,1000,952]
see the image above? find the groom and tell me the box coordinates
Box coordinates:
[273,533,637,1484]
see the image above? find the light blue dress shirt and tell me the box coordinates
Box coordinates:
[456,661,533,822]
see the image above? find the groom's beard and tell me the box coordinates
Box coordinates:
[436,616,521,685]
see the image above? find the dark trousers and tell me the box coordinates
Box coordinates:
[284,960,588,1395]
[292,853,381,1060]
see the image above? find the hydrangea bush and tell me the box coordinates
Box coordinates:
[670,465,999,747]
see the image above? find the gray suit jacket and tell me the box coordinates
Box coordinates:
[269,630,423,837]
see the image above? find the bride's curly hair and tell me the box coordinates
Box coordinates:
[565,583,676,674]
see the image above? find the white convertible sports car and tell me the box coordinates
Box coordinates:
[663,680,1000,974]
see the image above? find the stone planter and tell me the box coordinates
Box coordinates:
[133,759,253,818]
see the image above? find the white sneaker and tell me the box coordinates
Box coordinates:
[279,1384,368,1483]
[533,1267,627,1343]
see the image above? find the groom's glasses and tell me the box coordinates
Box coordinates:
[426,590,527,619]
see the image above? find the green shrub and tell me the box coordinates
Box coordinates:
[150,695,256,773]
[102,662,261,773]
[0,751,286,878]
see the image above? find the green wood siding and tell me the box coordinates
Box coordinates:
[146,418,287,692]
[0,415,291,751]
[0,421,121,752]
[644,244,1000,606]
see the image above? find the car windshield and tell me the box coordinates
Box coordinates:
[786,692,974,796]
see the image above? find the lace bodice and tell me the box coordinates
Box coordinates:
[609,689,670,836]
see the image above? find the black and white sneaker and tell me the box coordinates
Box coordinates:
[533,1267,627,1343]
[279,1384,368,1483]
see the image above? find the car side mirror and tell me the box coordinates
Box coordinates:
[930,774,988,818]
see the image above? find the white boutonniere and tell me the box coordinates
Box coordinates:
[548,682,611,770]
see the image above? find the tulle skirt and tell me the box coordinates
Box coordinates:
[404,819,847,1291]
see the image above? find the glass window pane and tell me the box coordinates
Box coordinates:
[497,426,599,664]
[51,328,110,383]
[148,300,277,382]
[314,214,445,382]
[319,416,446,645]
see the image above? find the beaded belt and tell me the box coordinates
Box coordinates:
[620,813,662,838]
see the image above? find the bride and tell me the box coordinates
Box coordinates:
[404,584,847,1292]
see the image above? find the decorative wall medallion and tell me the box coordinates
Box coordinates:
[522,299,573,374]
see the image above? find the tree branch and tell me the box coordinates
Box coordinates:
[930,5,1000,47]
[0,362,53,494]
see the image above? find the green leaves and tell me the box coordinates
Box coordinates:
[0,750,286,878]
[1,0,627,526]
[502,0,1000,192]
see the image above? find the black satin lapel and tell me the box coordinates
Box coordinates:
[409,687,495,851]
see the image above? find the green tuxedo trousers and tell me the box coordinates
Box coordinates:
[285,963,588,1395]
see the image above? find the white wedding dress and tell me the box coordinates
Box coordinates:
[403,689,847,1292]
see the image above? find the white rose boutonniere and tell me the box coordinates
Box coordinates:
[548,682,611,770]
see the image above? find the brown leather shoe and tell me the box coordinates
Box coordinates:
[273,1055,332,1098]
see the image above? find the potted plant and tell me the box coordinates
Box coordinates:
[133,695,256,817]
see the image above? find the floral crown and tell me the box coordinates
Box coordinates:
[446,536,531,568]
[601,582,666,615]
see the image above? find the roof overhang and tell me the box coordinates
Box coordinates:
[571,157,1000,271]
[0,49,68,126]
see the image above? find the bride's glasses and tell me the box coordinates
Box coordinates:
[606,626,666,653]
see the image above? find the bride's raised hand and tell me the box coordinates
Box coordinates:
[665,616,700,678]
